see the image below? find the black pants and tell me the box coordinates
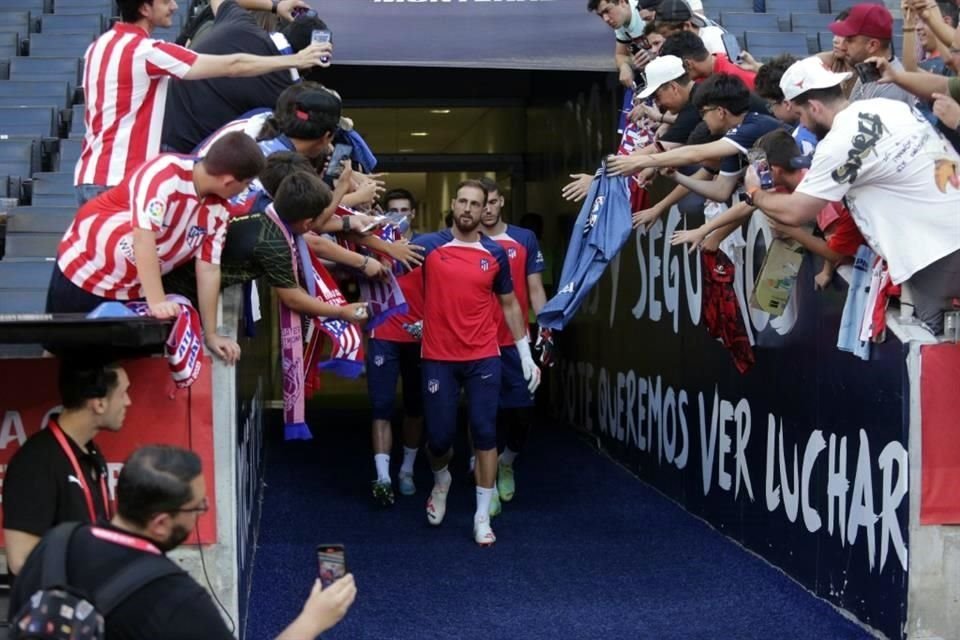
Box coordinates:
[45,264,111,314]
[908,248,960,336]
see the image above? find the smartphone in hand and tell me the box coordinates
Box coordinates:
[317,544,347,589]
[747,149,774,190]
[854,61,881,84]
[325,143,354,180]
[311,29,332,63]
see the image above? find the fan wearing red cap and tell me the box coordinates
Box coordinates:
[829,3,917,105]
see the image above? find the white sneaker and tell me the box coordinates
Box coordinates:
[473,515,496,547]
[426,482,450,526]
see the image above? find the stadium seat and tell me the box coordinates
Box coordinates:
[28,32,95,57]
[0,288,47,314]
[721,12,781,33]
[151,25,180,41]
[0,138,39,183]
[2,232,61,258]
[9,57,82,89]
[0,105,57,137]
[829,0,883,12]
[766,0,822,14]
[0,260,53,289]
[68,103,84,137]
[791,13,834,33]
[0,10,30,36]
[0,0,43,13]
[744,31,809,59]
[40,13,102,35]
[0,30,15,57]
[702,0,754,17]
[0,80,71,109]
[58,138,80,169]
[818,31,834,53]
[7,206,74,233]
[51,0,115,16]
[31,172,75,206]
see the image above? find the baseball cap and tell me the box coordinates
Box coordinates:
[637,55,686,98]
[779,56,852,101]
[655,0,706,27]
[828,3,893,40]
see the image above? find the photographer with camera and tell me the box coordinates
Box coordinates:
[829,3,916,106]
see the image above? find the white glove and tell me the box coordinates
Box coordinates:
[515,338,541,394]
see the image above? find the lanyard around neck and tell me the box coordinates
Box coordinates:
[49,421,111,523]
[89,526,161,555]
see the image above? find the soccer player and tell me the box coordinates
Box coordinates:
[50,132,264,364]
[418,180,541,547]
[477,178,546,514]
[367,189,425,506]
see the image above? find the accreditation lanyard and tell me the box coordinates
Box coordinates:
[49,421,111,523]
[89,526,161,555]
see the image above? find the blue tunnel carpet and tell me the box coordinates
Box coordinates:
[246,408,873,640]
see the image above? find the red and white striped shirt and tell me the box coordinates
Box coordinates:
[58,155,230,300]
[75,22,198,187]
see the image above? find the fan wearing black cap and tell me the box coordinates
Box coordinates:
[652,0,727,56]
[587,0,653,88]
[163,0,335,154]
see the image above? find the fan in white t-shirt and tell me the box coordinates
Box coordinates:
[746,56,960,335]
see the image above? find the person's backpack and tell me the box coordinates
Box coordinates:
[10,523,181,640]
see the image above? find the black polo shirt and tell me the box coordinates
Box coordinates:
[161,0,299,152]
[3,420,110,539]
[9,523,234,640]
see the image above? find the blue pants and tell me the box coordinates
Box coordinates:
[498,345,534,409]
[75,184,109,207]
[366,339,423,421]
[422,358,500,457]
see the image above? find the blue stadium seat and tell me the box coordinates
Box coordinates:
[0,30,16,57]
[791,12,834,32]
[0,105,57,137]
[818,30,834,52]
[9,57,82,90]
[0,138,40,183]
[829,0,883,13]
[68,103,84,137]
[28,32,95,57]
[52,0,115,16]
[0,0,43,13]
[58,137,81,169]
[2,232,61,258]
[721,12,781,32]
[0,10,31,36]
[40,13,103,35]
[744,31,809,59]
[766,0,822,15]
[0,260,53,289]
[0,80,71,109]
[7,206,74,232]
[31,171,75,206]
[0,288,47,314]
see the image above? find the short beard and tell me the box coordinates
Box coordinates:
[809,120,831,140]
[157,524,191,553]
[454,214,480,234]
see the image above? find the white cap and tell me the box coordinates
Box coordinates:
[637,55,686,99]
[779,56,852,101]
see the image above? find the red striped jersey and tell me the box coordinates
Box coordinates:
[418,230,513,361]
[75,22,198,187]
[58,155,230,300]
[488,225,545,347]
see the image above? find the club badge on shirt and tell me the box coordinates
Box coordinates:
[186,225,207,248]
[480,259,490,272]
[427,379,440,394]
[507,247,518,260]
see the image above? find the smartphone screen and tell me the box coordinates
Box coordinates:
[317,544,346,588]
[721,33,741,64]
[854,62,880,84]
[325,144,353,179]
[311,30,332,63]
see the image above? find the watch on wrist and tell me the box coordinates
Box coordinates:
[744,187,759,207]
[341,215,352,233]
[270,0,279,14]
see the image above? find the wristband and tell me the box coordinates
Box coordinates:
[359,255,370,271]
[744,186,760,207]
[270,0,279,14]
[341,215,351,233]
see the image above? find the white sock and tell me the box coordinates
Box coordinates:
[400,447,418,475]
[468,455,476,473]
[434,466,451,488]
[500,447,518,466]
[374,454,390,483]
[475,486,493,520]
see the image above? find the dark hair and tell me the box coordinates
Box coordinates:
[586,0,606,11]
[692,73,751,115]
[117,0,150,23]
[202,131,265,181]
[383,188,417,211]
[275,89,341,141]
[117,446,202,527]
[59,358,121,410]
[659,31,709,62]
[260,151,315,196]
[835,9,850,21]
[755,129,801,170]
[754,54,798,102]
[643,20,659,37]
[280,14,330,53]
[273,172,332,223]
[937,2,958,25]
[456,179,488,202]
[791,84,845,107]
[686,120,723,146]
[478,177,500,198]
[654,19,689,36]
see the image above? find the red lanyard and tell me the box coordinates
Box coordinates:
[49,421,112,523]
[89,526,161,555]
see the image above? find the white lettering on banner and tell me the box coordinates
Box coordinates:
[0,411,27,450]
[560,359,909,575]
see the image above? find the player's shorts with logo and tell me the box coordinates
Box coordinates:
[366,338,423,421]
[421,357,500,456]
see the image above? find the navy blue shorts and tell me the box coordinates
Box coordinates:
[366,339,423,421]
[498,345,534,409]
[422,357,500,456]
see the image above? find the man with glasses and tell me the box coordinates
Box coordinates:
[10,445,357,639]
